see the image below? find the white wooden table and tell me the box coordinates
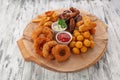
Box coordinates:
[0,0,120,80]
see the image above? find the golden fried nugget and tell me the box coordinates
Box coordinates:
[81,46,87,53]
[73,30,79,33]
[69,41,76,48]
[72,47,80,54]
[79,24,90,32]
[75,41,83,48]
[77,35,84,41]
[83,39,91,47]
[83,15,91,26]
[79,16,96,32]
[83,31,90,39]
[76,20,84,27]
[73,31,80,37]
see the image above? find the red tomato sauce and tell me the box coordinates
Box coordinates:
[57,33,70,42]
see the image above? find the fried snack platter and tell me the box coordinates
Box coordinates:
[17,8,108,72]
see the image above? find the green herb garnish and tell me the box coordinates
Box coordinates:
[58,19,67,28]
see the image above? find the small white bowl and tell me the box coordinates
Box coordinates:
[51,21,67,33]
[55,31,72,45]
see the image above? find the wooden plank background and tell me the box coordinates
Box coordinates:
[0,0,120,80]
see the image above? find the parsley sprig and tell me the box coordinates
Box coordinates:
[58,19,67,28]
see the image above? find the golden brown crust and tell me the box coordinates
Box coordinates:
[42,41,57,60]
[52,45,71,62]
[34,37,50,56]
[32,27,53,42]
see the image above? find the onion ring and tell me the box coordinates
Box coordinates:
[34,37,50,56]
[52,45,71,62]
[32,27,53,41]
[42,41,57,60]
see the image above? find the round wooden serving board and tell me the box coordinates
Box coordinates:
[17,9,108,72]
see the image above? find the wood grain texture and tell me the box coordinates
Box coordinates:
[0,0,120,80]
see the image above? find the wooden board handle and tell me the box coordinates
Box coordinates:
[17,38,35,61]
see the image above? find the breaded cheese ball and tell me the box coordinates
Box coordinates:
[80,46,87,53]
[73,31,80,37]
[77,35,84,41]
[72,47,80,54]
[83,31,90,39]
[83,39,91,47]
[75,41,83,48]
[69,41,76,48]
